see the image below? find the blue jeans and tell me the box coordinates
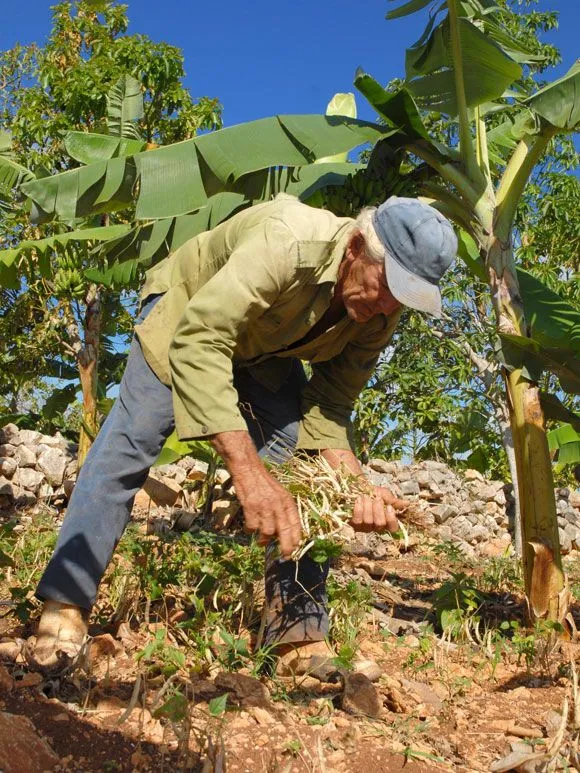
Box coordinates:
[36,296,329,645]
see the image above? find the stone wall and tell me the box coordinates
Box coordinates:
[367,458,580,554]
[0,424,77,510]
[1,422,579,554]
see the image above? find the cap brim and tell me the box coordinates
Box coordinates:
[384,250,442,318]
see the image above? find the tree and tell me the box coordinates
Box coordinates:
[353,0,579,623]
[352,2,579,560]
[0,0,221,460]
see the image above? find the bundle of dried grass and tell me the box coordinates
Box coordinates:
[269,454,410,561]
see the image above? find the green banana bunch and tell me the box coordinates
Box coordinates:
[54,258,86,299]
[322,163,417,218]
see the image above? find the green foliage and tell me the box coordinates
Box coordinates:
[108,526,264,672]
[308,539,342,564]
[433,572,482,638]
[0,514,57,622]
[208,693,229,717]
[136,627,186,676]
[0,0,221,427]
[547,423,580,466]
[21,115,396,224]
[327,577,373,657]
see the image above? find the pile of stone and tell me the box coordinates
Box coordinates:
[367,458,580,555]
[0,424,77,511]
[1,421,579,554]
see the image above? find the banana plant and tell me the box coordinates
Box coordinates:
[354,0,579,623]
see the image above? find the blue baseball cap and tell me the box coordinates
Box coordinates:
[372,197,457,318]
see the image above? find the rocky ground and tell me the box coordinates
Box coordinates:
[1,424,580,772]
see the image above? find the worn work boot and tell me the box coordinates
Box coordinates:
[275,640,336,679]
[26,600,89,673]
[276,640,382,682]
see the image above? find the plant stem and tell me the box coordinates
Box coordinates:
[495,131,553,238]
[447,0,477,179]
[474,106,492,190]
[408,141,481,210]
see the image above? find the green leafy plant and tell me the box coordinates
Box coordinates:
[433,572,482,639]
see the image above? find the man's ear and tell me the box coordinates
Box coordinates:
[347,231,366,261]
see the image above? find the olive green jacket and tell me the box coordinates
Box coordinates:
[136,194,401,450]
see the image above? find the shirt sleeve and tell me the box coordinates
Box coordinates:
[168,218,294,440]
[296,310,402,450]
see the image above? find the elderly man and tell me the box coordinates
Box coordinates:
[29,193,456,672]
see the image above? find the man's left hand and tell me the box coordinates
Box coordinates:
[351,486,409,533]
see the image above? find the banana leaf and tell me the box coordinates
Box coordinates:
[0,155,34,191]
[518,269,580,352]
[106,74,144,139]
[64,132,147,165]
[540,392,580,432]
[404,17,522,114]
[317,93,357,163]
[524,60,580,131]
[354,73,431,143]
[547,423,580,465]
[21,115,397,223]
[386,0,436,20]
[154,431,215,467]
[89,162,362,287]
[456,229,486,281]
[0,224,131,286]
[499,333,580,394]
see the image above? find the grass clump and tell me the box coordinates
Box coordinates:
[271,453,403,561]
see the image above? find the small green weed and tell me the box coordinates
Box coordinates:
[480,555,522,593]
[328,576,373,658]
[136,628,186,676]
[432,540,470,567]
[432,572,482,639]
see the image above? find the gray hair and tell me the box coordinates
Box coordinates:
[354,207,384,264]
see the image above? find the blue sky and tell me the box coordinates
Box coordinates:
[1,0,578,127]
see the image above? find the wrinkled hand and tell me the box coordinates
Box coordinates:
[234,467,302,559]
[351,486,409,533]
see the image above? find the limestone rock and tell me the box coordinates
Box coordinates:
[185,458,209,480]
[400,678,444,713]
[0,458,17,479]
[37,448,66,487]
[15,490,36,508]
[0,476,16,508]
[142,471,182,507]
[464,469,484,483]
[63,478,76,499]
[64,459,78,479]
[340,672,381,718]
[155,463,187,484]
[211,498,240,530]
[0,712,59,773]
[0,424,21,446]
[400,479,420,496]
[0,444,16,457]
[13,467,45,493]
[432,504,457,524]
[558,527,572,554]
[368,459,398,475]
[17,429,41,446]
[13,445,37,468]
[494,488,507,507]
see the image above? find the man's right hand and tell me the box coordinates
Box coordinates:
[210,430,302,558]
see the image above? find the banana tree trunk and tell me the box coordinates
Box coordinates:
[77,283,100,468]
[494,403,522,555]
[486,237,567,623]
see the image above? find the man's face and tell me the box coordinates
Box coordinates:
[340,234,401,323]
